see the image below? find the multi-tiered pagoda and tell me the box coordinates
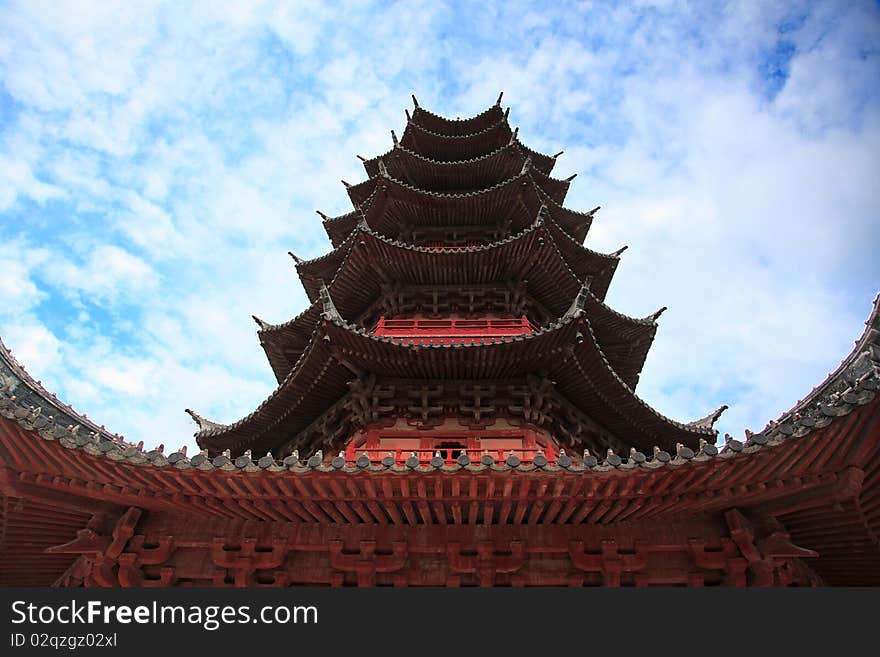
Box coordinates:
[1,96,879,587]
[192,93,722,469]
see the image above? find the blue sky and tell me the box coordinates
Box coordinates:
[0,0,878,452]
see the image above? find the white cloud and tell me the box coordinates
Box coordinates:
[39,244,158,304]
[0,154,64,211]
[0,0,876,454]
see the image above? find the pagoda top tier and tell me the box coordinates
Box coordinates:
[189,96,727,457]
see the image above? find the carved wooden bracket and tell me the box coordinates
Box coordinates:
[328,539,408,586]
[568,540,649,587]
[211,537,287,570]
[448,541,525,587]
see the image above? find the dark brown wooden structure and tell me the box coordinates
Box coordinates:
[1,96,878,586]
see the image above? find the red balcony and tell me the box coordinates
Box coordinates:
[344,431,557,467]
[372,316,536,345]
[345,447,548,466]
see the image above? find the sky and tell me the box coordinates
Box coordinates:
[0,0,878,453]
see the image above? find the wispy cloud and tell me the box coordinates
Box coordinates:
[1,0,877,451]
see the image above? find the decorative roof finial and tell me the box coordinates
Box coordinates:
[316,209,329,221]
[184,408,227,433]
[318,282,342,321]
[648,306,667,322]
[391,130,398,147]
[496,91,504,105]
[612,245,629,258]
[411,94,419,108]
[687,404,729,430]
[564,280,592,320]
[288,251,304,265]
[252,315,270,331]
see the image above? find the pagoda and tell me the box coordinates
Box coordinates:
[192,93,723,467]
[1,96,879,587]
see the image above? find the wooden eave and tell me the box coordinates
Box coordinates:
[323,312,582,381]
[409,103,506,137]
[1,392,876,532]
[555,317,713,448]
[262,256,655,388]
[579,291,658,389]
[0,336,118,442]
[194,336,348,454]
[362,141,523,184]
[353,143,570,205]
[298,220,609,317]
[303,185,612,304]
[264,310,709,453]
[322,210,361,249]
[363,139,557,181]
[400,118,514,162]
[352,170,535,234]
[257,301,322,383]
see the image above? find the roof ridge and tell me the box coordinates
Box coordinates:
[569,320,719,437]
[544,205,618,262]
[766,291,880,429]
[2,395,807,476]
[410,102,503,126]
[0,334,121,443]
[194,322,328,443]
[404,115,510,141]
[357,166,530,203]
[536,183,599,219]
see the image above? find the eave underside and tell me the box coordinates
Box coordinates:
[1,396,878,585]
[197,314,711,454]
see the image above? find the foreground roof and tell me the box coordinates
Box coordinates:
[0,294,877,585]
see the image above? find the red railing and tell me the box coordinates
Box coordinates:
[345,447,549,466]
[373,317,536,344]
